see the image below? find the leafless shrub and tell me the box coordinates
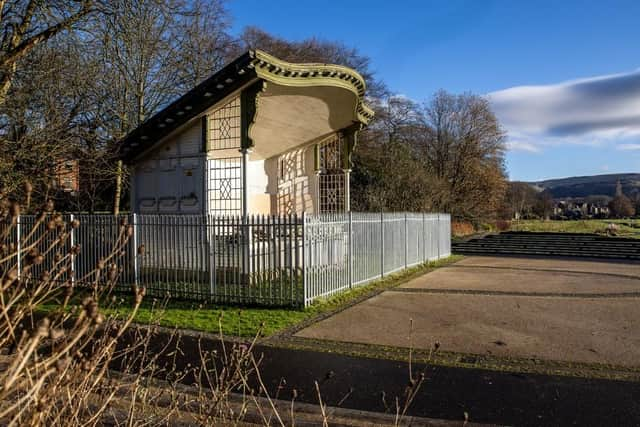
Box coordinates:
[0,189,145,426]
[0,190,430,426]
[379,318,440,427]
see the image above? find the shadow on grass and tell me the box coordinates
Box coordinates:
[48,255,462,338]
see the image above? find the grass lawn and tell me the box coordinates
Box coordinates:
[509,219,640,239]
[44,256,461,338]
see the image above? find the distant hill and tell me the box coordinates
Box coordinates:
[527,173,640,199]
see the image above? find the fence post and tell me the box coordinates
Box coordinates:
[380,211,384,278]
[242,213,251,290]
[348,211,353,288]
[69,214,75,285]
[422,212,426,263]
[132,213,139,286]
[404,212,408,269]
[16,214,21,279]
[301,212,307,307]
[437,214,441,260]
[209,215,216,298]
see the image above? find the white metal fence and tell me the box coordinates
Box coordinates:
[12,212,450,307]
[303,213,451,305]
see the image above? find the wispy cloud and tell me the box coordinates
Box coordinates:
[506,140,541,153]
[487,70,640,152]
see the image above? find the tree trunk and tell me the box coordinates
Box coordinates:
[113,160,122,215]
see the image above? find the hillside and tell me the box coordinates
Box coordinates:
[528,173,640,199]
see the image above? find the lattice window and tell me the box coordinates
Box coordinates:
[277,186,295,215]
[319,173,345,213]
[318,134,345,213]
[208,157,242,215]
[319,134,343,171]
[209,96,241,150]
[278,149,304,183]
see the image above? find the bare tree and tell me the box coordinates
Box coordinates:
[0,0,97,106]
[533,190,555,219]
[173,0,235,89]
[418,91,507,221]
[502,181,538,219]
[353,91,507,221]
[87,0,233,214]
[351,96,432,211]
[609,193,636,218]
[0,33,90,206]
[0,1,234,213]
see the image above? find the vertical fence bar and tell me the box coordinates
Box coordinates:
[16,214,21,279]
[210,215,216,298]
[380,211,384,278]
[437,214,441,259]
[348,211,353,289]
[404,212,408,269]
[132,213,139,287]
[422,212,426,263]
[69,214,75,285]
[301,212,307,307]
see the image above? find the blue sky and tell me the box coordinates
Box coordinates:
[228,0,640,181]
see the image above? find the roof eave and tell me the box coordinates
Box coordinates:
[119,52,256,163]
[119,50,375,162]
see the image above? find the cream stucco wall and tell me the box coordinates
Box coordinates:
[250,85,358,159]
[132,84,349,216]
[202,90,322,216]
[132,120,205,214]
[262,145,318,215]
[246,158,271,214]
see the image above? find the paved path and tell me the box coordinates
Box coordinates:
[118,328,640,427]
[296,256,640,367]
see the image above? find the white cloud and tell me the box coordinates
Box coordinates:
[487,70,640,153]
[506,140,541,153]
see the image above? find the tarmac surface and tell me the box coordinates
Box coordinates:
[112,256,640,426]
[296,256,640,366]
[118,329,640,427]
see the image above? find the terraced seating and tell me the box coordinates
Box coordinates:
[452,231,640,260]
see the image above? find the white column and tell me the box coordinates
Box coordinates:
[343,169,351,212]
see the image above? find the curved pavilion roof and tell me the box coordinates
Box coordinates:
[119,49,374,162]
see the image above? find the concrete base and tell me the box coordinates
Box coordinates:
[296,256,640,367]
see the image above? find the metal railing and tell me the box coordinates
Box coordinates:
[302,213,451,305]
[12,212,451,307]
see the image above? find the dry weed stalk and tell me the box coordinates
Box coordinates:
[0,189,147,426]
[175,316,287,426]
[0,189,296,426]
[0,188,432,426]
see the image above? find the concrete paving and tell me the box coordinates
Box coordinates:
[296,256,640,367]
[399,264,640,294]
[454,255,640,276]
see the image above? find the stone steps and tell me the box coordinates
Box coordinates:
[452,232,640,260]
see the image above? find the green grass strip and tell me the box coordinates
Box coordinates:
[38,256,462,338]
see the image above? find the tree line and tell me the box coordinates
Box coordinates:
[502,181,638,220]
[0,0,508,222]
